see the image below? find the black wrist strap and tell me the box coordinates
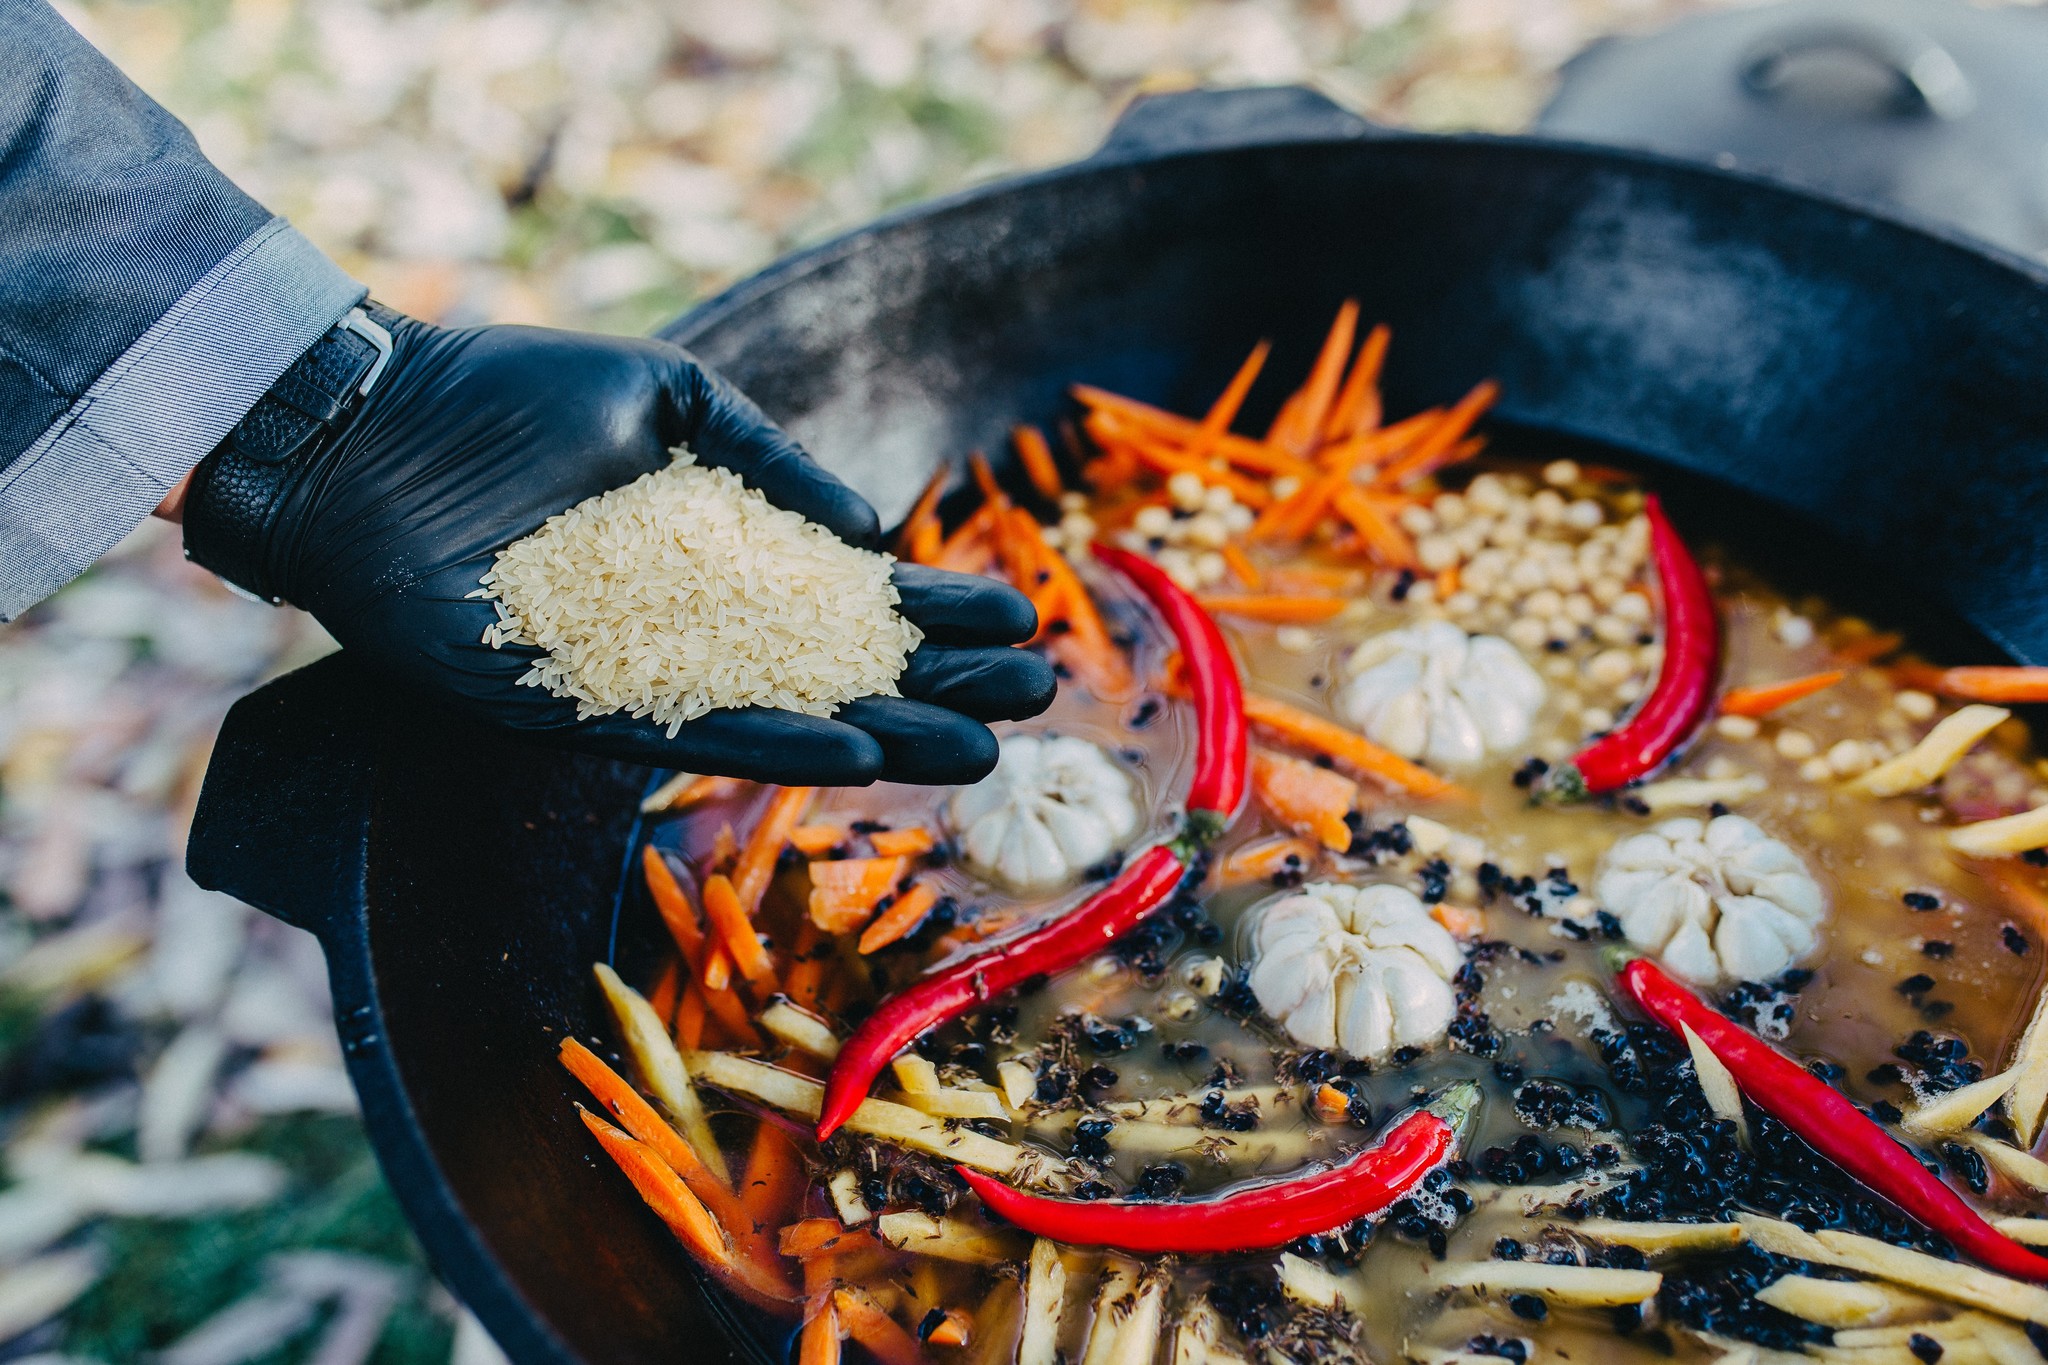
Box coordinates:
[185,304,397,602]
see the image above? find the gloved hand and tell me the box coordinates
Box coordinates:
[181,309,1056,786]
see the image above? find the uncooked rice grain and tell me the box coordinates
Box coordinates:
[475,453,920,732]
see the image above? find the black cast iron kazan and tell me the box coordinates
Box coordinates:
[187,87,2048,1365]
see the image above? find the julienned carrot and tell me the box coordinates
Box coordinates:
[580,1108,730,1267]
[1086,415,1273,507]
[1326,322,1390,442]
[647,774,746,812]
[1219,834,1320,887]
[1186,341,1271,461]
[1243,693,1465,800]
[738,1122,807,1234]
[643,845,707,965]
[1378,380,1500,487]
[647,959,681,1024]
[1250,749,1357,852]
[967,450,1007,509]
[1069,386,1315,478]
[559,1039,772,1268]
[1924,666,2048,704]
[703,948,733,993]
[1835,630,1904,666]
[1220,542,1264,591]
[1331,486,1418,567]
[1195,594,1345,624]
[1012,425,1065,502]
[790,824,851,857]
[799,1297,844,1365]
[781,1218,859,1257]
[1255,413,1438,541]
[867,827,934,858]
[894,465,950,562]
[833,1289,927,1365]
[675,981,707,1049]
[1720,670,1847,718]
[734,787,814,913]
[1269,301,1359,457]
[932,504,999,574]
[698,972,762,1047]
[857,881,939,955]
[703,874,776,985]
[1038,547,1137,701]
[783,922,831,1009]
[809,856,908,934]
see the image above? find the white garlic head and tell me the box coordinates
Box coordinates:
[1339,621,1546,767]
[1247,882,1463,1061]
[949,734,1140,892]
[1594,814,1827,986]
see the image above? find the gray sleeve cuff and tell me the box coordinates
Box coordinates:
[0,219,367,620]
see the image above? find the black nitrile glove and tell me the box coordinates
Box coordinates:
[182,310,1055,785]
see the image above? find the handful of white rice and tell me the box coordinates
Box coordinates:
[476,454,920,732]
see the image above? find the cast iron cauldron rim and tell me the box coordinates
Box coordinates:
[268,103,2048,1365]
[662,105,2048,358]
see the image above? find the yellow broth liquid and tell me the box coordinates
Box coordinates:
[644,459,2048,1365]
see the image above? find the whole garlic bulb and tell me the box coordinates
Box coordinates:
[950,734,1140,892]
[1339,621,1546,768]
[1247,882,1463,1061]
[1594,814,1827,986]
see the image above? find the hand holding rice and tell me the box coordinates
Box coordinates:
[476,455,922,734]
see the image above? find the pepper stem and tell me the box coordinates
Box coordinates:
[1537,763,1589,804]
[1425,1079,1483,1145]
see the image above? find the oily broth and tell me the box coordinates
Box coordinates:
[634,457,2047,1365]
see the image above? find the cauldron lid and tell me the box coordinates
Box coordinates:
[1537,0,2048,260]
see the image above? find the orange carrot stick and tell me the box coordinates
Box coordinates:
[1196,594,1345,624]
[646,774,747,813]
[580,1108,731,1267]
[1011,425,1065,502]
[734,787,813,914]
[790,824,852,856]
[1219,835,1321,887]
[1271,301,1359,457]
[1041,550,1137,701]
[858,881,940,955]
[781,1218,865,1258]
[1069,386,1316,478]
[894,465,951,562]
[1378,379,1499,487]
[784,922,832,1010]
[970,450,1007,507]
[646,959,681,1024]
[867,827,934,858]
[1186,340,1271,461]
[643,845,707,967]
[1251,749,1358,852]
[699,975,762,1046]
[1243,693,1465,800]
[1925,666,2048,703]
[738,1122,808,1236]
[834,1289,926,1365]
[559,1040,765,1259]
[1093,420,1272,507]
[932,504,999,574]
[1325,322,1390,441]
[675,981,707,1050]
[1720,670,1848,718]
[800,1297,844,1365]
[1835,630,1904,666]
[808,855,909,934]
[1331,486,1418,567]
[1220,542,1264,592]
[703,874,776,985]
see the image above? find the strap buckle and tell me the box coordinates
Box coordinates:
[338,306,394,398]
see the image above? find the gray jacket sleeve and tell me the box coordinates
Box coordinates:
[0,0,366,618]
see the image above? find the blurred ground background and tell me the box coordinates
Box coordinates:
[0,0,1813,1360]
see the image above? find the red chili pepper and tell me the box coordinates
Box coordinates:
[816,845,1186,1139]
[956,1086,1472,1253]
[1619,957,2048,1284]
[1092,542,1248,824]
[1547,494,1717,798]
[817,545,1249,1140]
